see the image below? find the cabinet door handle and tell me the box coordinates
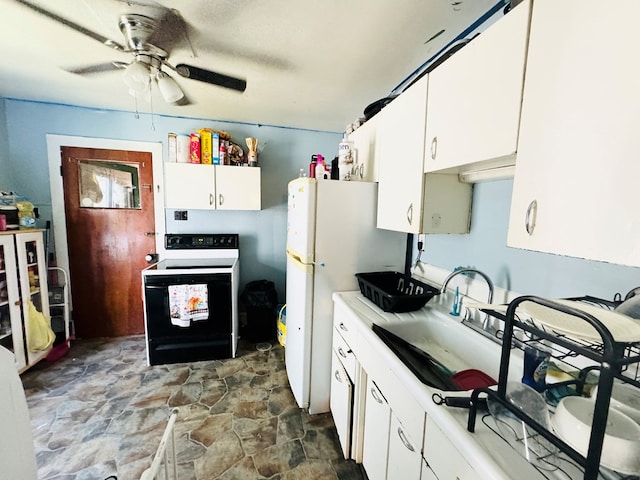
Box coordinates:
[219,194,224,206]
[371,387,384,404]
[397,426,415,452]
[14,300,21,306]
[525,199,538,235]
[338,346,348,358]
[358,164,364,179]
[430,136,438,160]
[334,369,342,383]
[339,322,348,332]
[209,194,214,206]
[406,203,413,226]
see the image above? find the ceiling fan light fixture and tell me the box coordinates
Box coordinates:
[156,71,184,103]
[128,86,151,103]
[123,60,150,93]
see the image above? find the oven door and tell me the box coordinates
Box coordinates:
[143,272,232,365]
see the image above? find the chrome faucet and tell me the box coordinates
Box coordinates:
[440,268,494,329]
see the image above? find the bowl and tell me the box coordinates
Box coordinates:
[487,382,558,469]
[591,380,640,425]
[551,396,640,475]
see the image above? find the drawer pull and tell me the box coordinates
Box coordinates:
[397,426,415,452]
[339,323,348,332]
[525,199,537,235]
[371,387,384,404]
[334,369,342,383]
[338,346,348,358]
[430,136,438,160]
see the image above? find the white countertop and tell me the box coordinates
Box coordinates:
[333,290,591,480]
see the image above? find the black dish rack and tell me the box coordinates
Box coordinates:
[466,295,640,480]
[355,271,440,313]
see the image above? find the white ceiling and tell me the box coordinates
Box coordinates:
[0,0,502,132]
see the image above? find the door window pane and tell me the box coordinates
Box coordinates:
[78,160,141,209]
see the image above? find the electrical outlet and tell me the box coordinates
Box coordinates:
[174,210,188,221]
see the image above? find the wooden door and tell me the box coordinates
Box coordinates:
[60,146,156,337]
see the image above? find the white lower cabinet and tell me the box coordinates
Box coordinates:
[423,416,479,480]
[330,350,353,459]
[362,378,391,480]
[421,459,438,480]
[387,414,423,480]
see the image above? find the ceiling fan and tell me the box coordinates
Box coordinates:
[15,0,247,104]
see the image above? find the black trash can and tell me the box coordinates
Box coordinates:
[240,280,279,342]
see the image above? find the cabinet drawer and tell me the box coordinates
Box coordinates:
[334,310,359,349]
[423,416,479,480]
[333,329,357,382]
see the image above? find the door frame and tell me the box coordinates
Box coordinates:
[46,135,165,297]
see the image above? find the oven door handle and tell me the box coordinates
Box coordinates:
[145,285,170,289]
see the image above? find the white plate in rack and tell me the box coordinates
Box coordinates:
[519,299,640,343]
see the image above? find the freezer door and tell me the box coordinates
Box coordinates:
[287,177,316,264]
[285,252,314,409]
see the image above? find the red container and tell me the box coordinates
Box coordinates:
[451,369,497,390]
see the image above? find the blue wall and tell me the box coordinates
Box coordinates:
[0,100,12,187]
[421,179,640,301]
[2,98,639,307]
[1,98,341,300]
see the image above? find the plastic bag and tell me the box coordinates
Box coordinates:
[27,300,55,352]
[16,201,36,229]
[240,280,279,342]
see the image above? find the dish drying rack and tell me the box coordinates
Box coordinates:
[467,295,640,480]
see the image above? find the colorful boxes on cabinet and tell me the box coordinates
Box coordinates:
[168,130,233,165]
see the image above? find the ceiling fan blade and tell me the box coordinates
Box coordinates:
[66,62,126,75]
[15,0,125,51]
[175,64,246,93]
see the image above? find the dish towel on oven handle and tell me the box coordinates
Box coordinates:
[168,284,209,327]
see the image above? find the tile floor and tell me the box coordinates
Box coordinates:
[21,335,365,480]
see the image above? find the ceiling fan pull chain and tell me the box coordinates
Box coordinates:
[133,92,140,120]
[149,83,156,132]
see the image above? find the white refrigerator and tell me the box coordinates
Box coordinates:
[285,177,406,414]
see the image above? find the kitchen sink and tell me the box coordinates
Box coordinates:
[371,296,522,390]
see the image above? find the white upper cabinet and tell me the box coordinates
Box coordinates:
[164,163,261,211]
[348,113,381,182]
[164,163,216,209]
[215,165,261,211]
[376,76,472,234]
[507,0,640,267]
[424,0,530,173]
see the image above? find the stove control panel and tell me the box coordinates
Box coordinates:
[165,233,239,250]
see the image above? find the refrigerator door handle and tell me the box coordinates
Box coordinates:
[286,251,314,274]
